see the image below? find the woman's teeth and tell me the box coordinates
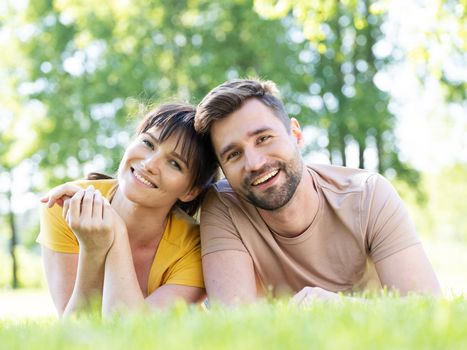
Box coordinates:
[134,170,154,187]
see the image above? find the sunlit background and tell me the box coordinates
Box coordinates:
[0,0,466,317]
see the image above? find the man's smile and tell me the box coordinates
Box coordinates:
[251,169,280,186]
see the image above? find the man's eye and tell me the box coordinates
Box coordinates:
[226,151,240,161]
[258,135,271,144]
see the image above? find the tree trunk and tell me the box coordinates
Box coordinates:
[340,136,347,167]
[358,138,365,169]
[326,129,334,164]
[6,172,19,289]
[375,131,383,174]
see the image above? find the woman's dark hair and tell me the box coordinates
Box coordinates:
[88,103,219,216]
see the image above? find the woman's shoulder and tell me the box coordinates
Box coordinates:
[163,208,200,248]
[67,178,118,199]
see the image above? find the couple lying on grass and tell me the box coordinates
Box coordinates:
[38,78,441,318]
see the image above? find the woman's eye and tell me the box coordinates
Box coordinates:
[169,159,182,170]
[142,139,154,149]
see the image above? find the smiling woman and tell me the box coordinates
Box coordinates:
[36,103,219,318]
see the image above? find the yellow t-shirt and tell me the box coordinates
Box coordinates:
[37,179,204,294]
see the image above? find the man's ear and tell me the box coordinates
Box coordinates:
[178,186,202,203]
[290,118,304,149]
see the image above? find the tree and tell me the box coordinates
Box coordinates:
[17,0,307,181]
[0,4,44,287]
[3,0,308,287]
[254,0,422,188]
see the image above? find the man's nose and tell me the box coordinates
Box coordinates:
[244,147,266,172]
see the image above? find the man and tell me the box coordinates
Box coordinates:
[194,78,441,305]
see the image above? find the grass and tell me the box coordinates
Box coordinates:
[1,296,466,350]
[1,238,465,350]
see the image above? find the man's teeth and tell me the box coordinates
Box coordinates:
[252,169,279,186]
[134,171,154,187]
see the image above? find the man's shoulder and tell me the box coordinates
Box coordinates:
[308,164,380,194]
[212,178,235,193]
[204,178,247,210]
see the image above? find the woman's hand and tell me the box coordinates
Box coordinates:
[63,186,118,253]
[41,183,83,208]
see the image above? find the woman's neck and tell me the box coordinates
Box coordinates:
[110,187,171,245]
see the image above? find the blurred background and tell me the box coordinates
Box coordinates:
[0,0,466,314]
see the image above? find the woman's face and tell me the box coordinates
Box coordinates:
[117,126,200,209]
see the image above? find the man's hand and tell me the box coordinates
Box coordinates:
[290,286,341,306]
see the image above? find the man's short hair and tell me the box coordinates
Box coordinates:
[195,78,290,135]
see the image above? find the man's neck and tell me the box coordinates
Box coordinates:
[257,167,319,238]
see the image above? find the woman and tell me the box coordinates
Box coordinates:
[37,103,218,317]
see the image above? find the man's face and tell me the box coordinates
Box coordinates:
[211,98,304,211]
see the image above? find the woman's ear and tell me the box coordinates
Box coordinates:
[178,186,202,203]
[290,118,304,149]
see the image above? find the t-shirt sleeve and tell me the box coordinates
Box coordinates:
[200,188,248,256]
[164,226,204,288]
[364,174,420,263]
[36,202,79,253]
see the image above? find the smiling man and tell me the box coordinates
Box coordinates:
[194,78,441,305]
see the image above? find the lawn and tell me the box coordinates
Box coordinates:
[1,296,466,350]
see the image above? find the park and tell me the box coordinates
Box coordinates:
[1,0,466,348]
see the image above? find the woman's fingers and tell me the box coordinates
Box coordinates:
[92,190,104,219]
[41,184,82,208]
[62,198,71,221]
[67,190,85,228]
[102,197,113,228]
[65,186,103,224]
[80,186,95,219]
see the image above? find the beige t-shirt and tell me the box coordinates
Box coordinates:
[200,164,420,295]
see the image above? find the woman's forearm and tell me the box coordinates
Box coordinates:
[62,248,108,317]
[102,228,145,316]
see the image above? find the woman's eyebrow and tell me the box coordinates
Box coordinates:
[170,151,189,167]
[145,132,160,143]
[145,132,189,167]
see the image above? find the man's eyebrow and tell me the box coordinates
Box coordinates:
[145,132,188,167]
[219,143,236,160]
[218,127,273,159]
[247,127,272,137]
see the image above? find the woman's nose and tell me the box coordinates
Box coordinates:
[141,153,162,174]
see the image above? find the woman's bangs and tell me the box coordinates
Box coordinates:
[154,114,199,170]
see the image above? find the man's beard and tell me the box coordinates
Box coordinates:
[239,157,303,211]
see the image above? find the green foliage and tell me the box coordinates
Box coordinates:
[12,0,307,185]
[1,0,465,289]
[398,163,467,242]
[1,297,467,349]
[0,245,44,289]
[254,1,396,173]
[3,0,464,187]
